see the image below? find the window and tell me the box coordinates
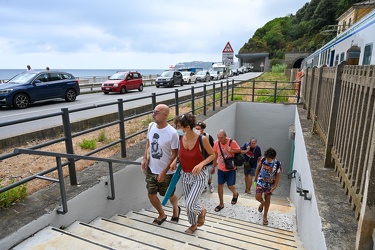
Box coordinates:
[340,52,345,62]
[49,73,62,81]
[335,55,339,66]
[362,44,372,65]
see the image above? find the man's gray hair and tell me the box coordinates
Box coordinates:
[217,129,227,137]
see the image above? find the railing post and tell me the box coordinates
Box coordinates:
[252,79,255,102]
[118,99,126,158]
[203,84,207,116]
[220,81,223,107]
[274,81,278,103]
[61,108,77,185]
[56,157,68,214]
[226,80,229,104]
[107,162,115,200]
[151,93,157,110]
[175,89,179,116]
[191,86,195,115]
[231,79,235,101]
[212,82,216,111]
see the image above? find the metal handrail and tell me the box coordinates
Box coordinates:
[288,170,312,200]
[4,148,141,214]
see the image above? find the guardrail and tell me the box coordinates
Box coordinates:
[13,148,141,214]
[288,170,312,200]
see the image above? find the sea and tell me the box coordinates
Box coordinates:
[0,69,165,80]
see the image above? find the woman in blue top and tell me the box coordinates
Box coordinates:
[240,138,262,194]
[254,147,282,226]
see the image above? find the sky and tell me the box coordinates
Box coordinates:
[0,0,309,69]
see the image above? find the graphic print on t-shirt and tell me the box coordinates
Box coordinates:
[151,133,163,159]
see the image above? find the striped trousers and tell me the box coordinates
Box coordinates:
[182,168,208,225]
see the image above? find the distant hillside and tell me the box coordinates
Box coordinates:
[174,61,214,70]
[239,0,363,66]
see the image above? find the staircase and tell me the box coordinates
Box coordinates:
[12,192,304,249]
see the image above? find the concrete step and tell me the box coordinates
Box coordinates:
[12,192,304,249]
[12,226,109,250]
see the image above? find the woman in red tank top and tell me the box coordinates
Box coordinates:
[172,113,215,234]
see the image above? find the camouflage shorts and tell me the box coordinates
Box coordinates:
[145,167,174,196]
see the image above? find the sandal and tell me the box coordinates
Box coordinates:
[214,205,224,212]
[170,206,181,223]
[197,208,206,227]
[263,218,268,226]
[231,192,239,205]
[152,215,167,225]
[258,204,263,213]
[185,225,197,234]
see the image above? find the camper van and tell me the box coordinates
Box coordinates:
[211,62,230,79]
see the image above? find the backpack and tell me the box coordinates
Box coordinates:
[229,139,245,166]
[260,158,280,174]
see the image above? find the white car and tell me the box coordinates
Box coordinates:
[181,71,197,84]
[195,71,211,82]
[209,70,219,80]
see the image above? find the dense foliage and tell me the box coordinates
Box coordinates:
[239,0,363,61]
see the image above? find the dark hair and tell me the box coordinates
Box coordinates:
[264,147,276,159]
[173,113,196,129]
[196,121,206,129]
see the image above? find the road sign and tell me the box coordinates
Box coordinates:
[222,42,234,53]
[222,42,234,65]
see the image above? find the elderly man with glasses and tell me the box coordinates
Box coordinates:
[141,104,180,225]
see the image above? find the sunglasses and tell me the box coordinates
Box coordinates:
[152,110,163,115]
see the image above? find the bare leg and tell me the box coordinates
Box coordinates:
[148,194,165,221]
[169,193,179,218]
[245,175,252,193]
[217,184,225,207]
[227,185,237,196]
[255,193,264,210]
[263,194,272,223]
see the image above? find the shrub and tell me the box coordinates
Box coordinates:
[98,129,107,142]
[79,139,96,150]
[272,64,288,73]
[0,179,28,208]
[233,95,243,101]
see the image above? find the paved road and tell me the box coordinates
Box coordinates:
[0,72,261,139]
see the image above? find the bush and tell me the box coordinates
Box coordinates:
[79,139,97,150]
[272,64,288,73]
[233,95,243,101]
[0,179,28,208]
[98,130,107,142]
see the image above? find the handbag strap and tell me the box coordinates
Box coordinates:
[218,141,230,165]
[198,134,207,158]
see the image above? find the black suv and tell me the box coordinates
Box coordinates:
[155,70,183,88]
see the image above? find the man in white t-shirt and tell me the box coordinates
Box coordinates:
[142,104,180,225]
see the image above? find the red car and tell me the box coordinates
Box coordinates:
[101,71,144,94]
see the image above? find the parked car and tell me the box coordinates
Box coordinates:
[195,71,211,82]
[101,71,143,94]
[230,67,239,76]
[208,70,219,80]
[155,70,183,88]
[0,70,80,109]
[237,66,245,74]
[181,71,197,84]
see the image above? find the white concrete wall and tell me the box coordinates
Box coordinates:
[291,106,326,250]
[204,102,294,170]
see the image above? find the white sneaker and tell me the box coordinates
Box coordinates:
[202,186,207,193]
[209,184,214,193]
